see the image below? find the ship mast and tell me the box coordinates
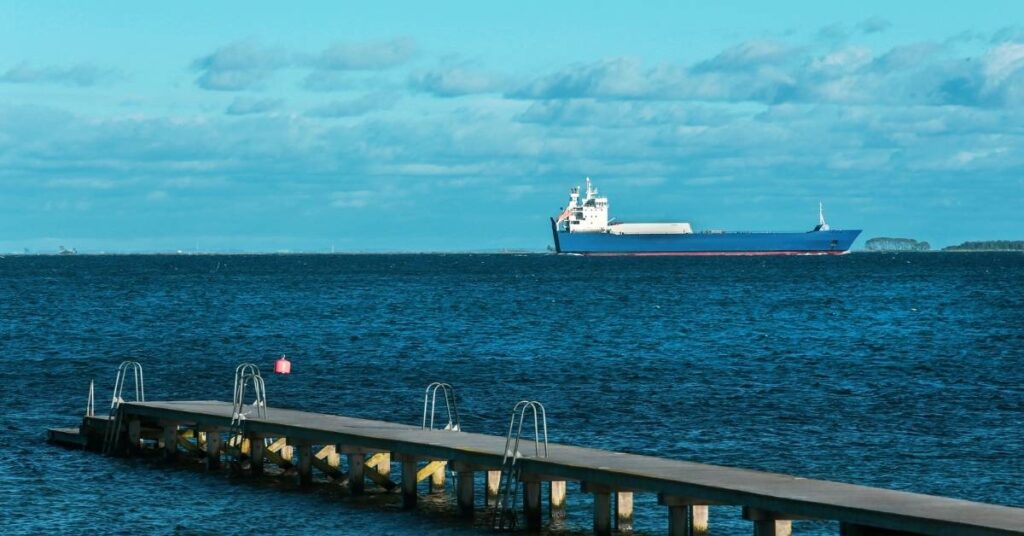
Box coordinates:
[818,202,830,231]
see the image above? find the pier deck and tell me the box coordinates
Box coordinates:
[111,400,1023,536]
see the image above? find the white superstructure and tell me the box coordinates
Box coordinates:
[554,178,693,235]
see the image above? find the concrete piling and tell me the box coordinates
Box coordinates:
[204,430,222,470]
[692,505,709,535]
[161,424,177,461]
[401,456,418,509]
[660,494,712,536]
[127,419,142,452]
[523,481,542,531]
[743,508,793,536]
[249,436,264,475]
[296,443,313,486]
[583,482,612,536]
[456,470,475,515]
[668,504,688,536]
[486,470,501,506]
[593,491,611,536]
[348,453,365,495]
[616,491,634,532]
[549,480,566,518]
[753,520,792,536]
[430,463,445,492]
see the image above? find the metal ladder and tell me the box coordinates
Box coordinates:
[422,382,462,497]
[491,400,548,531]
[422,382,460,431]
[226,363,267,467]
[102,361,145,455]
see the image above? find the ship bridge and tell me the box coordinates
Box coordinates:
[554,178,693,235]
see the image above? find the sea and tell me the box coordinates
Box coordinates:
[1,253,1022,535]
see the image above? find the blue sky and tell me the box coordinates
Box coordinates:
[1,1,1022,252]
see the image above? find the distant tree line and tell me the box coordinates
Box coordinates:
[864,237,931,252]
[943,240,1024,251]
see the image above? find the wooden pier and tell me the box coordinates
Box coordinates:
[50,398,1024,536]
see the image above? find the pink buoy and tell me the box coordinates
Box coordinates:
[274,355,291,374]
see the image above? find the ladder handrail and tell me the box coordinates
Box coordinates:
[232,363,267,424]
[86,380,95,418]
[492,400,549,530]
[110,360,145,409]
[226,362,269,469]
[103,361,144,455]
[422,382,460,431]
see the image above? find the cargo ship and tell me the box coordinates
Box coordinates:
[550,179,861,256]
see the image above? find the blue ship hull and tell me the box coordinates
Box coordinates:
[551,219,861,256]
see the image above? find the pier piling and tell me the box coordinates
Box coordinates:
[524,481,542,531]
[616,491,634,532]
[296,443,312,486]
[549,480,567,518]
[249,436,264,475]
[692,505,709,535]
[593,490,612,536]
[744,508,794,536]
[348,453,365,494]
[660,494,712,536]
[430,463,445,492]
[456,470,474,515]
[400,456,418,509]
[583,482,613,536]
[486,470,501,506]
[203,430,222,470]
[161,424,177,461]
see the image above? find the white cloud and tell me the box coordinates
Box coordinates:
[330,190,374,208]
[313,37,416,70]
[409,67,506,97]
[0,62,118,87]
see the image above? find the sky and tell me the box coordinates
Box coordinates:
[1,1,1023,252]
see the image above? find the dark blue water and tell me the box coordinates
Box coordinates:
[1,253,1022,534]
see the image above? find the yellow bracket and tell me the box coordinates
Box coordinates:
[416,460,447,483]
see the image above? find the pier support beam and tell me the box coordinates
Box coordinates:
[204,430,222,470]
[523,481,542,532]
[430,463,446,492]
[550,481,566,518]
[456,470,475,516]
[594,491,611,536]
[296,444,312,485]
[127,419,142,454]
[743,508,794,536]
[348,453,365,495]
[249,436,264,475]
[616,491,634,532]
[451,461,488,516]
[487,470,501,506]
[296,443,313,486]
[660,494,714,536]
[400,455,418,509]
[583,482,612,536]
[161,424,178,461]
[692,505,709,535]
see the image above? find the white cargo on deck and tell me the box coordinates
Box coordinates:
[608,222,693,235]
